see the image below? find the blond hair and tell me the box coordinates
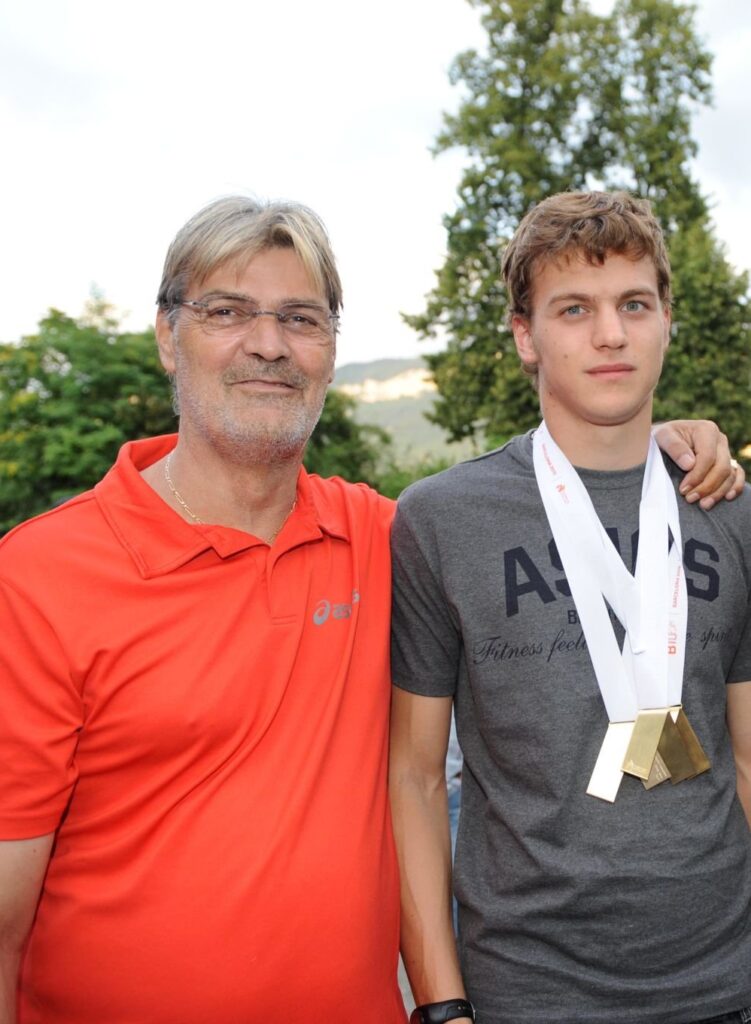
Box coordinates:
[157,196,342,325]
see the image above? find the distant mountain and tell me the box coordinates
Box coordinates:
[334,358,426,386]
[333,357,477,462]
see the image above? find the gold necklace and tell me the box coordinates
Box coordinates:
[163,453,297,542]
[164,452,203,523]
[269,499,297,543]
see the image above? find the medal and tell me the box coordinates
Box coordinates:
[622,706,710,787]
[586,722,636,802]
[533,424,709,802]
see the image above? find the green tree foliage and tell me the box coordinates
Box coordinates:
[0,306,413,533]
[0,306,176,532]
[656,221,750,451]
[372,453,454,500]
[409,0,751,454]
[304,389,453,497]
[304,388,391,484]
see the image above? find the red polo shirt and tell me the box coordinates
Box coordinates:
[0,436,405,1023]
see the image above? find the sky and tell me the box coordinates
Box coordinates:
[1,0,749,368]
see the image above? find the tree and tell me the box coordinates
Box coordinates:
[409,0,751,455]
[0,306,403,533]
[0,305,176,533]
[656,219,750,450]
[304,389,391,485]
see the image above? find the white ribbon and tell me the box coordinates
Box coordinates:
[532,423,687,723]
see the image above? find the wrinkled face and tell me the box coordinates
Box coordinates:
[156,247,336,464]
[512,252,670,437]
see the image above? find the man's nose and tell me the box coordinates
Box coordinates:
[239,312,292,360]
[593,306,627,348]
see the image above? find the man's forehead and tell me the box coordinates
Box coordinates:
[191,246,321,297]
[530,249,660,297]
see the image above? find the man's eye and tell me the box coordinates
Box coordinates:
[563,304,584,316]
[623,300,644,312]
[279,308,325,330]
[207,304,244,318]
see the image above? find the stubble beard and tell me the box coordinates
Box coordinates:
[173,352,330,466]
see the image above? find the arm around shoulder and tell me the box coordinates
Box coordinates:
[653,419,744,507]
[0,833,54,1023]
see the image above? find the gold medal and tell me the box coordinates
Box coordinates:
[622,706,710,788]
[622,709,668,780]
[655,710,697,783]
[642,750,671,790]
[671,707,711,778]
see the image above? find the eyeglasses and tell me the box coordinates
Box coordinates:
[176,297,339,342]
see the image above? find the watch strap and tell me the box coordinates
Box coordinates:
[409,999,475,1023]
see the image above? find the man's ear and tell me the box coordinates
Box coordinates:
[512,314,539,370]
[155,310,177,374]
[662,304,672,354]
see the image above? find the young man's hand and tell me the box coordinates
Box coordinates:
[653,420,745,510]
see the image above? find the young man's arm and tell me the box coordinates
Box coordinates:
[653,420,744,507]
[726,682,751,826]
[389,689,472,1019]
[0,833,54,1023]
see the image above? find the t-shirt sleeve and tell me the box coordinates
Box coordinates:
[390,487,461,697]
[727,593,751,684]
[0,577,82,837]
[724,489,751,685]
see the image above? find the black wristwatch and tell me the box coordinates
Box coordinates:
[409,999,475,1023]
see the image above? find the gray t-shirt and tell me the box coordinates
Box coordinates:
[391,431,751,1024]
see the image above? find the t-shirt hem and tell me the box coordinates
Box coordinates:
[471,989,751,1024]
[392,676,455,697]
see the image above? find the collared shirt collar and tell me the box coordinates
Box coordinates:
[94,435,349,579]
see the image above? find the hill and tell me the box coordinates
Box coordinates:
[333,358,477,461]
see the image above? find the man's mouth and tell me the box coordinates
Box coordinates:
[229,378,296,388]
[223,362,308,390]
[586,363,635,378]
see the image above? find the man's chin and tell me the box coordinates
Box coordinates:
[210,422,313,466]
[246,436,308,465]
[179,396,325,466]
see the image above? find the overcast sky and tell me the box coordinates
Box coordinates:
[1,0,749,367]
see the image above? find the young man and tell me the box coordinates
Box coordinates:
[390,191,751,1024]
[0,193,739,1023]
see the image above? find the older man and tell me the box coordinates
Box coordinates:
[0,196,741,1024]
[0,198,403,1023]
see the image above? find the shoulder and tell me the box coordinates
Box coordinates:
[664,458,751,583]
[692,482,751,562]
[0,492,106,616]
[0,438,152,577]
[665,456,751,534]
[0,491,97,568]
[397,432,534,523]
[305,473,395,532]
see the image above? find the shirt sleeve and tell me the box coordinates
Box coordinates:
[0,577,82,837]
[724,488,751,685]
[727,593,751,684]
[390,486,461,697]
